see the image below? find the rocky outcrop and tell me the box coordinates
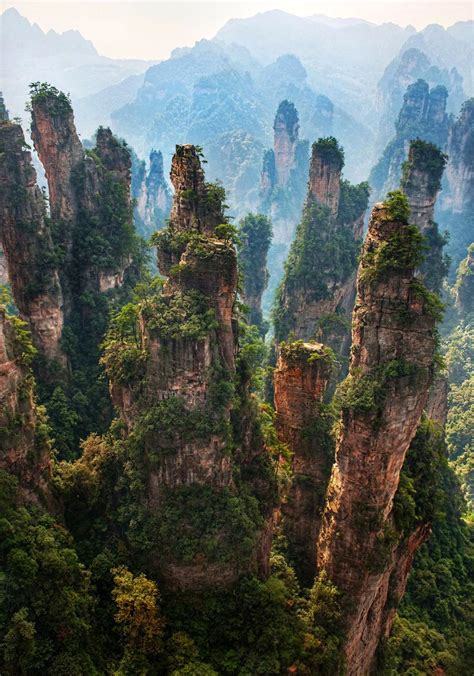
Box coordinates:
[274,137,369,353]
[259,101,309,245]
[237,213,272,333]
[104,145,276,591]
[317,195,438,674]
[0,119,65,367]
[0,308,52,505]
[370,79,450,202]
[274,341,333,583]
[308,137,343,217]
[134,149,172,237]
[401,139,448,293]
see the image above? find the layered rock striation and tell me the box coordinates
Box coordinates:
[104,145,276,591]
[316,193,439,674]
[274,340,333,583]
[0,118,65,367]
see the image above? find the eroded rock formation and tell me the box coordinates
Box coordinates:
[455,243,474,316]
[274,137,369,354]
[237,213,272,333]
[134,149,172,237]
[317,196,438,674]
[104,144,276,591]
[0,118,65,367]
[401,139,448,293]
[0,308,52,505]
[259,100,309,244]
[274,341,333,583]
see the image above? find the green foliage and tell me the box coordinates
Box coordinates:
[142,289,218,340]
[273,197,359,342]
[384,189,411,222]
[312,137,345,171]
[337,180,370,227]
[401,138,448,193]
[0,471,97,674]
[8,314,37,365]
[29,82,72,115]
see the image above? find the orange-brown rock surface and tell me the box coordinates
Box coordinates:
[274,341,333,582]
[0,119,65,367]
[317,199,438,674]
[105,145,276,591]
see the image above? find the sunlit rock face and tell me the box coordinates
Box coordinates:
[317,201,437,675]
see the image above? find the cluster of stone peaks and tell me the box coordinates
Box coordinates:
[104,144,276,590]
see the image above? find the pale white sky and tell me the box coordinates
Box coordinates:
[2,1,472,60]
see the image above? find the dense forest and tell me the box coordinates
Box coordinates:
[0,10,473,674]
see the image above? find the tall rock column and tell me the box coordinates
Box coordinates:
[317,193,438,674]
[104,145,276,591]
[274,137,369,350]
[273,99,300,187]
[274,341,333,583]
[401,139,448,293]
[30,84,83,264]
[0,119,65,367]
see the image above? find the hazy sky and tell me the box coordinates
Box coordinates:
[3,1,472,60]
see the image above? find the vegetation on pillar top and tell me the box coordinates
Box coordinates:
[401,139,448,194]
[312,136,345,171]
[28,81,72,115]
[274,99,299,142]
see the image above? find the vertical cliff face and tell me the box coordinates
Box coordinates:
[274,137,369,352]
[237,213,272,333]
[0,91,8,122]
[258,101,309,245]
[0,308,52,505]
[440,98,474,268]
[134,149,172,237]
[401,139,448,293]
[274,341,333,583]
[443,99,474,214]
[104,145,276,591]
[273,99,300,187]
[455,243,474,316]
[30,85,83,255]
[308,137,343,217]
[316,195,438,674]
[0,119,65,367]
[370,79,450,202]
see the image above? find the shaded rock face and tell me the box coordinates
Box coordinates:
[443,99,474,214]
[0,91,8,122]
[31,93,134,307]
[274,138,369,355]
[30,90,83,248]
[0,120,65,366]
[400,139,448,294]
[273,99,300,187]
[370,79,450,202]
[274,341,333,583]
[106,145,275,592]
[237,213,272,334]
[134,149,172,236]
[455,244,474,316]
[0,309,51,505]
[308,140,343,217]
[317,202,437,674]
[258,101,309,245]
